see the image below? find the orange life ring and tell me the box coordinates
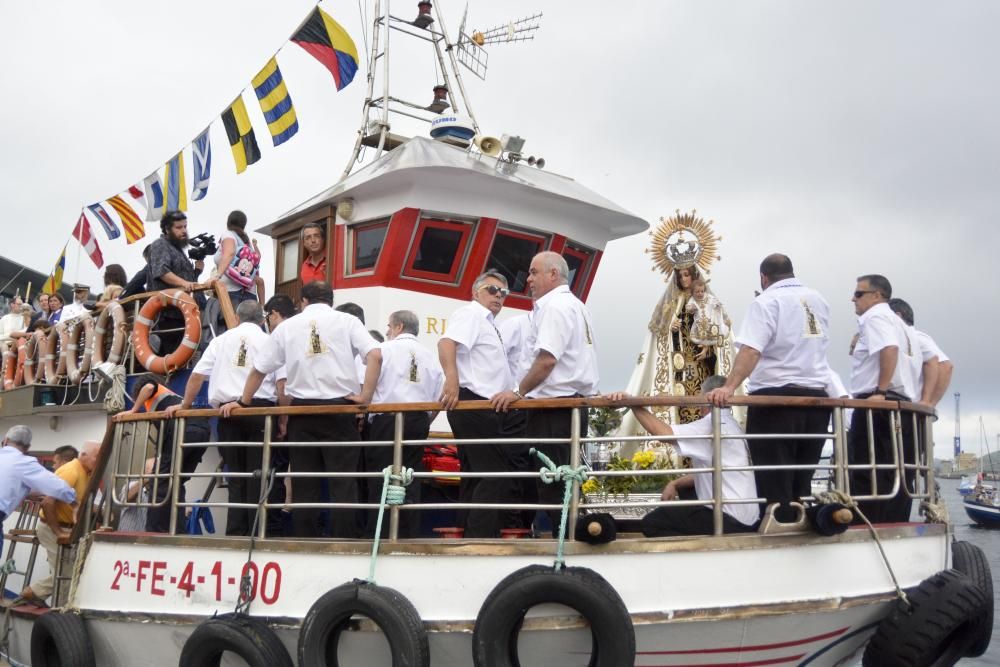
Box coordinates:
[65,317,95,384]
[44,324,69,383]
[2,341,16,390]
[131,289,201,374]
[92,301,128,366]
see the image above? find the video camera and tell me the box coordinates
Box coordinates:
[187,233,218,261]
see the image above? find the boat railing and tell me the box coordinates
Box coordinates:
[96,395,937,542]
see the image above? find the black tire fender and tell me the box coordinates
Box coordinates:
[30,611,96,667]
[951,540,994,657]
[297,580,429,667]
[472,564,635,667]
[862,569,990,667]
[179,613,293,667]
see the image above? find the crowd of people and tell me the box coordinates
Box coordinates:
[1,203,953,569]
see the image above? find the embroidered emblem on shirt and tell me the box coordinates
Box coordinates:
[801,299,823,338]
[409,353,420,383]
[584,320,593,345]
[307,321,326,356]
[234,337,248,368]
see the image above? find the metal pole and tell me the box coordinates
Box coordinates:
[342,0,383,177]
[258,416,273,539]
[711,406,723,535]
[925,414,936,504]
[375,0,392,158]
[568,408,581,540]
[388,412,404,541]
[168,418,184,536]
[432,0,479,131]
[833,407,847,492]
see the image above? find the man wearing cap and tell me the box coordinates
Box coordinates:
[234,280,381,538]
[0,426,76,559]
[59,284,92,321]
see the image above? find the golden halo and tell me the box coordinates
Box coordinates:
[646,210,722,277]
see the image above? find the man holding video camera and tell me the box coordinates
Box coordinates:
[148,210,216,352]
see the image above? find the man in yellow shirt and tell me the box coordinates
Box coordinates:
[21,440,100,604]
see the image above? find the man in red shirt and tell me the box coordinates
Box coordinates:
[300,222,327,284]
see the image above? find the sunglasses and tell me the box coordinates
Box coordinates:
[853,290,877,299]
[479,284,510,298]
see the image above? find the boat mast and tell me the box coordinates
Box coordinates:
[954,392,961,458]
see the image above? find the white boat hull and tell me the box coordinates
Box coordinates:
[3,523,949,666]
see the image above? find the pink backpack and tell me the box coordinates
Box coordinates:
[225,242,261,289]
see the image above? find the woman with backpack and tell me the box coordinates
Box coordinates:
[213,210,264,311]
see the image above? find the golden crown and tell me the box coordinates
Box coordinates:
[647,210,721,277]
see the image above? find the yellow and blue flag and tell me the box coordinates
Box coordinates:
[163,151,187,212]
[42,244,66,294]
[252,58,299,147]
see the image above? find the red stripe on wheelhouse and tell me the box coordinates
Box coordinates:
[637,626,849,655]
[639,655,806,667]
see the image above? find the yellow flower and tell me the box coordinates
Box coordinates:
[581,478,599,494]
[631,450,656,469]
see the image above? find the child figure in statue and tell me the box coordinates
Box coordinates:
[685,279,731,360]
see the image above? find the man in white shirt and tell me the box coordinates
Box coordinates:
[439,270,527,538]
[58,284,91,321]
[889,298,951,407]
[848,274,922,523]
[362,310,444,538]
[498,309,534,385]
[0,425,77,555]
[611,376,759,536]
[706,254,834,522]
[0,297,31,345]
[171,301,278,536]
[235,281,381,538]
[493,252,600,534]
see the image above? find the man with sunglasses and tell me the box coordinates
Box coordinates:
[439,270,526,537]
[492,251,600,535]
[848,274,923,523]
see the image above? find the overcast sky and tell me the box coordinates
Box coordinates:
[1,1,996,459]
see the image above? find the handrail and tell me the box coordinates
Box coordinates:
[112,395,937,422]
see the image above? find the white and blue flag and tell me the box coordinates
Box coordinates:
[191,128,212,201]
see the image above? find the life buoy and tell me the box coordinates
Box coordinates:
[13,337,27,387]
[473,565,635,667]
[131,289,201,374]
[179,613,292,667]
[2,340,16,390]
[65,316,95,384]
[30,610,96,667]
[951,541,993,657]
[22,330,44,385]
[862,569,990,666]
[92,301,128,366]
[298,580,429,667]
[44,323,69,383]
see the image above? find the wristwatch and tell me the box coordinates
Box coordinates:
[872,389,887,396]
[236,399,249,408]
[513,388,524,399]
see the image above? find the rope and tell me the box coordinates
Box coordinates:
[234,466,275,616]
[920,499,948,524]
[814,489,910,608]
[102,364,127,413]
[0,557,15,575]
[530,448,589,571]
[367,466,413,584]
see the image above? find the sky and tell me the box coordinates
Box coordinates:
[1,1,996,459]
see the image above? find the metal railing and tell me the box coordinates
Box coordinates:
[99,395,938,541]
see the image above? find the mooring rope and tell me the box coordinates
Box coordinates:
[234,466,276,616]
[367,466,414,584]
[530,448,589,571]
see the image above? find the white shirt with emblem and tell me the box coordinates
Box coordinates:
[527,285,599,398]
[735,278,833,393]
[670,409,759,527]
[850,302,918,398]
[254,303,377,400]
[373,333,444,405]
[442,301,512,398]
[194,322,277,406]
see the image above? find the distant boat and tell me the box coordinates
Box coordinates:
[959,475,993,496]
[964,491,1000,527]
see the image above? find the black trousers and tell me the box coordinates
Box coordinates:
[216,398,275,536]
[848,392,916,524]
[641,505,757,537]
[363,412,430,538]
[147,417,210,533]
[447,388,528,538]
[745,386,831,523]
[287,398,360,538]
[524,403,587,537]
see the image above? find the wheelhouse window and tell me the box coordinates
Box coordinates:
[562,243,595,296]
[278,237,300,284]
[486,227,549,295]
[347,220,389,275]
[402,217,473,283]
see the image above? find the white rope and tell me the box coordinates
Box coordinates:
[103,364,127,413]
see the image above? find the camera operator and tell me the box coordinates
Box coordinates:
[148,211,213,352]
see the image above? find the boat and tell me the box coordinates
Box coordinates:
[964,486,1000,527]
[1,3,994,666]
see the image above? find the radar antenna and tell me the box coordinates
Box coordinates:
[456,8,542,80]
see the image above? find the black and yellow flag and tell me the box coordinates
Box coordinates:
[221,96,261,174]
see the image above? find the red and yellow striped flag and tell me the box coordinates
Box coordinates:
[106,195,145,244]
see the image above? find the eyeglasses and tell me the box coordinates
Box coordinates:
[479,284,510,298]
[853,290,877,299]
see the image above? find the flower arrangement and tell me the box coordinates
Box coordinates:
[582,447,681,497]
